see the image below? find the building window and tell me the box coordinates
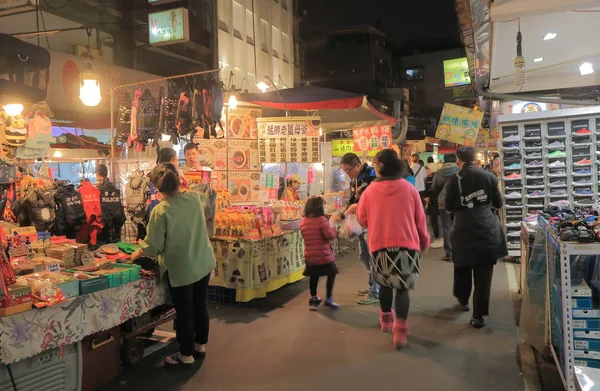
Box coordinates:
[246,9,254,45]
[233,1,244,40]
[272,27,281,59]
[217,0,232,33]
[281,33,290,63]
[403,67,424,81]
[261,19,269,53]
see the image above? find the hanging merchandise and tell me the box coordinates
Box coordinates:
[6,115,27,147]
[158,86,178,143]
[53,183,86,239]
[125,173,149,224]
[211,83,225,138]
[191,87,205,140]
[202,87,213,139]
[175,89,192,138]
[99,181,126,243]
[134,89,160,151]
[78,180,103,245]
[116,91,132,144]
[128,89,141,149]
[17,102,54,159]
[3,183,17,224]
[23,186,56,232]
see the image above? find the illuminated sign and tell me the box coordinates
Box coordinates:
[148,7,190,46]
[443,57,471,88]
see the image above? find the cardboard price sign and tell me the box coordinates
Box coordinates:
[352,125,392,152]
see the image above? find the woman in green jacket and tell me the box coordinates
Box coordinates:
[131,163,216,367]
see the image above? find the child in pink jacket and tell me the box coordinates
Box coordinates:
[356,149,430,349]
[300,197,339,309]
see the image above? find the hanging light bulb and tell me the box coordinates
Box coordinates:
[2,103,24,116]
[256,81,269,93]
[513,20,527,86]
[79,28,102,107]
[228,94,239,109]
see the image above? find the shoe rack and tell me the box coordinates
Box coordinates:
[498,107,600,254]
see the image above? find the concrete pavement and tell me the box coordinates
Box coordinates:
[102,248,525,391]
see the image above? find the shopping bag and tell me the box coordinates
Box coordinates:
[340,214,362,240]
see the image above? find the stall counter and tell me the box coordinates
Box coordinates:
[210,230,306,302]
[0,279,166,364]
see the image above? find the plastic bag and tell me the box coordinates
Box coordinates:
[340,214,363,240]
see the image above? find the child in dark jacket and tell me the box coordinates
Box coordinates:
[300,197,339,309]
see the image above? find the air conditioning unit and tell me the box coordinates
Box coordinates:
[73,45,104,63]
[0,0,38,17]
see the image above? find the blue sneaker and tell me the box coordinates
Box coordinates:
[325,298,340,309]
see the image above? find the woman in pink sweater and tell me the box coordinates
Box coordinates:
[300,197,340,309]
[356,149,430,349]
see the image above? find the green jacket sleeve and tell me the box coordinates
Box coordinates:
[140,208,165,257]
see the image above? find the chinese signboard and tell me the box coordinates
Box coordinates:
[148,8,190,46]
[228,108,261,139]
[228,171,261,202]
[352,125,392,152]
[257,117,321,163]
[228,140,260,171]
[332,139,378,157]
[191,138,227,170]
[443,57,471,87]
[435,103,483,146]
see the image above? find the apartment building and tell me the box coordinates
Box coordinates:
[217,0,298,92]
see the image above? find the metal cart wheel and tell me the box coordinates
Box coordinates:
[121,337,145,367]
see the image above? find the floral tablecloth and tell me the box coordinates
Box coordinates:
[0,279,167,364]
[210,230,306,302]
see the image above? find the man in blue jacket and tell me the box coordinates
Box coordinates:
[341,153,379,305]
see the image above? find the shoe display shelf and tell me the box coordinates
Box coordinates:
[499,107,600,257]
[538,216,600,391]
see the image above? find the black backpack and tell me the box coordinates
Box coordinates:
[135,89,160,150]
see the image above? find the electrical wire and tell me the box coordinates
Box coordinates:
[6,364,18,391]
[41,0,71,10]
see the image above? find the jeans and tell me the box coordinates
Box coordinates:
[169,273,211,356]
[453,264,495,319]
[440,210,453,258]
[379,286,410,319]
[358,232,379,297]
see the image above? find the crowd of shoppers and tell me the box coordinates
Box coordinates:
[139,143,507,361]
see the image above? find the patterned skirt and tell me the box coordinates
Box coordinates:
[370,247,421,290]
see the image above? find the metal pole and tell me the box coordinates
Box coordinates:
[110,87,115,181]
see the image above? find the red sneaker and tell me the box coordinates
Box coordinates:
[505,172,521,179]
[574,128,592,135]
[574,158,592,165]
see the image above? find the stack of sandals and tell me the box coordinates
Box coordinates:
[558,221,598,242]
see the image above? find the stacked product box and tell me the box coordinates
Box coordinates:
[565,281,600,369]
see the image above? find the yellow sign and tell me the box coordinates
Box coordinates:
[148,8,190,46]
[435,103,483,146]
[443,57,471,87]
[332,139,377,157]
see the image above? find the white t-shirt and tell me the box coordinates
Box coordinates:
[411,163,427,192]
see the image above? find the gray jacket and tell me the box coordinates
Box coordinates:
[432,163,459,211]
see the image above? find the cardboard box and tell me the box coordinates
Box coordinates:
[0,302,32,317]
[0,284,32,308]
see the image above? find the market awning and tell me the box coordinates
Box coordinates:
[239,85,397,132]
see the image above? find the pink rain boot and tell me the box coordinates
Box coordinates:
[379,311,394,332]
[393,318,409,349]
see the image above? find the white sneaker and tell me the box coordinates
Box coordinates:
[430,238,443,249]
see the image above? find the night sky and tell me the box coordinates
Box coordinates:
[300,0,461,50]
